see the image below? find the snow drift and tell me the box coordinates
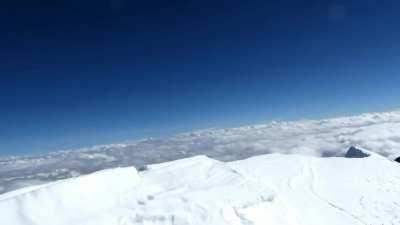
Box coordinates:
[1,153,400,225]
[0,167,139,224]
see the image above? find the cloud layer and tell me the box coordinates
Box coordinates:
[1,110,400,194]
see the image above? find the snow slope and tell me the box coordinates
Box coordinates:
[1,152,399,225]
[1,110,400,194]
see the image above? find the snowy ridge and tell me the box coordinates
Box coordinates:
[1,110,400,194]
[1,153,399,225]
[0,167,140,224]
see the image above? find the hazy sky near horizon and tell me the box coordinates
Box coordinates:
[1,0,400,156]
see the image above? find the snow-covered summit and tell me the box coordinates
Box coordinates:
[1,153,399,225]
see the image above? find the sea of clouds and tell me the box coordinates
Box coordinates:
[1,110,399,194]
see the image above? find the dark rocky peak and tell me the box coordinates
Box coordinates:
[345,146,370,158]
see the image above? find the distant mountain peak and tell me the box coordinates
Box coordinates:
[345,146,370,158]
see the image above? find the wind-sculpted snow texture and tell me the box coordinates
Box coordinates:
[1,110,400,194]
[1,153,400,225]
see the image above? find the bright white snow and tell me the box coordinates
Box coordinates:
[1,152,400,225]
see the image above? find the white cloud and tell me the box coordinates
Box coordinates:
[1,110,400,194]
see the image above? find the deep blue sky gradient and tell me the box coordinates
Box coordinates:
[1,0,400,156]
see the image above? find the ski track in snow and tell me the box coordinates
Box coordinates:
[1,110,400,225]
[1,153,400,225]
[307,160,366,225]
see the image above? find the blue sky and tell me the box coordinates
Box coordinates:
[1,0,399,156]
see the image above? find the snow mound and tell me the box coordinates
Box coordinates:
[1,154,400,225]
[0,167,140,225]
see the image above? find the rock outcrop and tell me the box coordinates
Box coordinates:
[345,146,370,158]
